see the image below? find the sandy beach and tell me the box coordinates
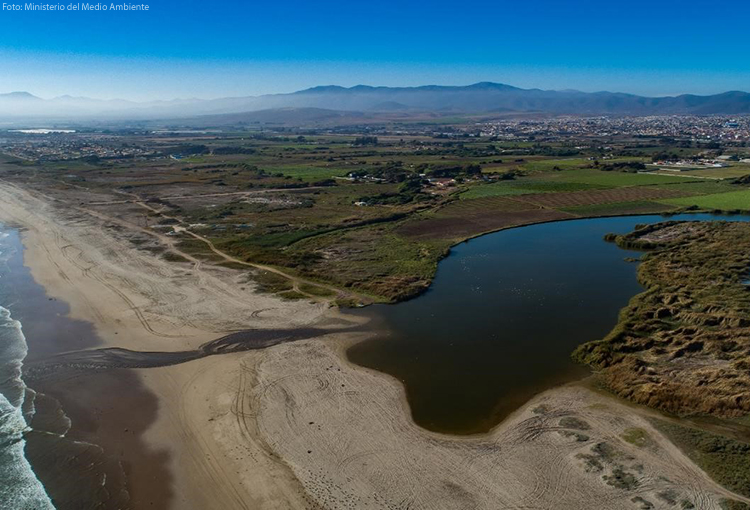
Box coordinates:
[0,181,329,508]
[1,179,748,510]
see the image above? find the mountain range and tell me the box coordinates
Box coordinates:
[2,82,750,124]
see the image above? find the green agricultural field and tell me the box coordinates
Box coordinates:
[533,168,698,187]
[460,179,603,199]
[661,189,750,210]
[650,165,750,179]
[655,180,737,196]
[499,157,647,175]
[518,157,591,173]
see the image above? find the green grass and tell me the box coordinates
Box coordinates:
[462,167,698,201]
[277,290,308,300]
[460,182,532,199]
[653,165,750,179]
[657,180,737,195]
[175,238,226,263]
[506,157,648,175]
[248,269,294,294]
[534,168,698,187]
[291,225,446,301]
[460,179,602,199]
[181,156,208,164]
[214,229,328,253]
[298,282,336,297]
[621,428,652,447]
[246,229,328,248]
[518,158,591,173]
[661,189,750,210]
[650,419,750,498]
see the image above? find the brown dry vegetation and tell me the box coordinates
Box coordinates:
[574,221,750,418]
[397,196,574,240]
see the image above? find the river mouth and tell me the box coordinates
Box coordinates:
[348,213,750,435]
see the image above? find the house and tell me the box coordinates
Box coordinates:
[427,177,455,187]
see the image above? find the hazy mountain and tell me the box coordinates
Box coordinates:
[0,92,42,100]
[171,107,369,127]
[2,82,750,123]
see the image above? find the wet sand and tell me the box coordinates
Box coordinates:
[6,225,172,508]
[26,370,169,508]
[21,325,353,507]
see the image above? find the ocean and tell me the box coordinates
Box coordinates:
[0,226,55,509]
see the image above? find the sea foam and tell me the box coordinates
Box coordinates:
[0,228,55,510]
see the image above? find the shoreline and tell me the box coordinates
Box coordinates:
[381,207,750,305]
[2,180,748,509]
[346,212,750,436]
[5,223,178,508]
[0,181,331,509]
[251,333,750,509]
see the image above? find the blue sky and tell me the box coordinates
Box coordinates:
[1,0,748,100]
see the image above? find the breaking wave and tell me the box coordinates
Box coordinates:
[0,228,55,509]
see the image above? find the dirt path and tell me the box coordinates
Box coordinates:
[109,188,368,305]
[85,186,328,206]
[180,228,350,302]
[0,181,327,347]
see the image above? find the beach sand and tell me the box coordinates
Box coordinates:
[0,181,326,508]
[1,180,747,510]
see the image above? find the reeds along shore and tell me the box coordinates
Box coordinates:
[575,220,750,418]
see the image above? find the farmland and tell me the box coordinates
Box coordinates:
[1,128,749,303]
[661,189,750,210]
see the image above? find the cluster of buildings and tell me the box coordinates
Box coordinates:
[651,154,750,170]
[0,132,159,162]
[477,116,750,142]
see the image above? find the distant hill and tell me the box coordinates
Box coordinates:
[2,82,750,123]
[0,91,42,100]
[172,107,368,127]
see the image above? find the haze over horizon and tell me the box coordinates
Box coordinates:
[4,80,750,103]
[1,0,749,101]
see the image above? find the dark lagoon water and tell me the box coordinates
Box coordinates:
[348,214,750,435]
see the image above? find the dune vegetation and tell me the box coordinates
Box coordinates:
[574,220,750,418]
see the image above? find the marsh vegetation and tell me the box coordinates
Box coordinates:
[575,221,750,418]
